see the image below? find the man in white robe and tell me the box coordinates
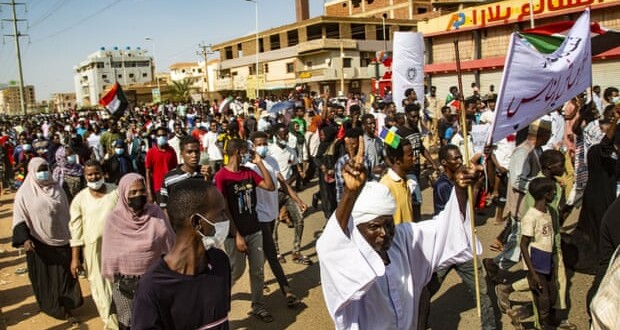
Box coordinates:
[317,139,480,330]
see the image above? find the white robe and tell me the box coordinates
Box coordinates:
[317,189,478,330]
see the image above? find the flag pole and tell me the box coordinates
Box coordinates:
[453,39,482,319]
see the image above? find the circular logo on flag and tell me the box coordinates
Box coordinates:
[407,67,417,82]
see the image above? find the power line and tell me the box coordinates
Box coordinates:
[28,0,70,31]
[31,0,122,43]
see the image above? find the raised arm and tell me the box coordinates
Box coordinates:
[336,136,366,231]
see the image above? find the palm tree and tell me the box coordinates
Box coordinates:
[171,78,194,102]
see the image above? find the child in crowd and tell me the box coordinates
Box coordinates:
[520,177,559,330]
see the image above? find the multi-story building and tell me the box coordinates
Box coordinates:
[211,14,417,98]
[74,47,154,106]
[0,85,36,114]
[50,92,77,113]
[324,0,435,19]
[169,59,221,101]
[418,0,620,98]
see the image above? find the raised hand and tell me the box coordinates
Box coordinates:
[342,136,367,193]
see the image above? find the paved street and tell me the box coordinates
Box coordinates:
[0,179,594,329]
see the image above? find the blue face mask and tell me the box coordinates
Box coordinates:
[241,152,252,164]
[66,154,77,164]
[256,145,269,158]
[35,170,50,181]
[114,148,124,155]
[157,136,167,146]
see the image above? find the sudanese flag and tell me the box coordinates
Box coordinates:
[520,20,620,56]
[99,82,129,116]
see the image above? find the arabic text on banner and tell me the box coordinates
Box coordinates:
[489,9,591,144]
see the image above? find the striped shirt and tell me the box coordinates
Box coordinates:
[159,166,204,208]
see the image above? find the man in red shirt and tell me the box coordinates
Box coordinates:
[145,127,178,204]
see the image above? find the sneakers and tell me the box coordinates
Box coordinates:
[495,283,513,313]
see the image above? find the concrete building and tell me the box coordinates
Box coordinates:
[418,0,620,99]
[74,47,154,106]
[0,85,36,114]
[169,59,220,101]
[50,92,77,113]
[211,15,416,98]
[324,0,435,19]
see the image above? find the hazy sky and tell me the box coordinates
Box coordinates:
[0,0,324,100]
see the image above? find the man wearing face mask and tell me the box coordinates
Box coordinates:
[132,178,231,329]
[145,127,178,204]
[69,160,119,329]
[102,139,134,185]
[214,138,275,323]
[247,131,304,307]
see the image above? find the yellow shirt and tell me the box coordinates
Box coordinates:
[380,169,413,224]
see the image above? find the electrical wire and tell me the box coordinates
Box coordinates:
[28,0,70,31]
[31,0,122,43]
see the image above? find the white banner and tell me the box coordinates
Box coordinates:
[489,9,592,144]
[392,32,424,113]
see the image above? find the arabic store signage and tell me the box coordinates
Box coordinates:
[418,0,618,34]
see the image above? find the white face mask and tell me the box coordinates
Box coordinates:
[195,213,230,250]
[87,178,104,190]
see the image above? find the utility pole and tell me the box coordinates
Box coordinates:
[1,0,28,115]
[196,42,213,102]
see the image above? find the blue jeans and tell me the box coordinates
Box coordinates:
[435,258,497,330]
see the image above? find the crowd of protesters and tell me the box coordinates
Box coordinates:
[6,83,620,329]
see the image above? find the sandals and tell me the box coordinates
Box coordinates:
[292,253,312,265]
[277,254,286,263]
[286,293,302,308]
[253,309,274,323]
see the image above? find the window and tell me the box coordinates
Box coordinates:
[270,34,280,50]
[361,53,372,67]
[307,24,322,41]
[376,25,390,41]
[417,7,428,14]
[351,24,366,40]
[343,58,352,68]
[129,73,135,78]
[225,46,233,60]
[259,38,264,53]
[287,30,299,47]
[263,63,269,74]
[118,74,122,79]
[306,61,313,69]
[286,62,294,73]
[96,62,104,68]
[102,74,107,79]
[142,73,148,77]
[249,65,256,75]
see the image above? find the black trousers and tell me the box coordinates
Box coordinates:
[259,221,290,295]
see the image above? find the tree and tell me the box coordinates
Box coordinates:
[171,78,194,102]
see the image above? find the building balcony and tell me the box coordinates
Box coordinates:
[215,77,233,90]
[297,38,357,55]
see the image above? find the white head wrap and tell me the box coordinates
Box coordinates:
[351,182,396,226]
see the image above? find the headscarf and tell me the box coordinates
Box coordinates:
[53,145,83,181]
[351,182,396,225]
[101,173,175,278]
[317,125,338,156]
[12,157,71,246]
